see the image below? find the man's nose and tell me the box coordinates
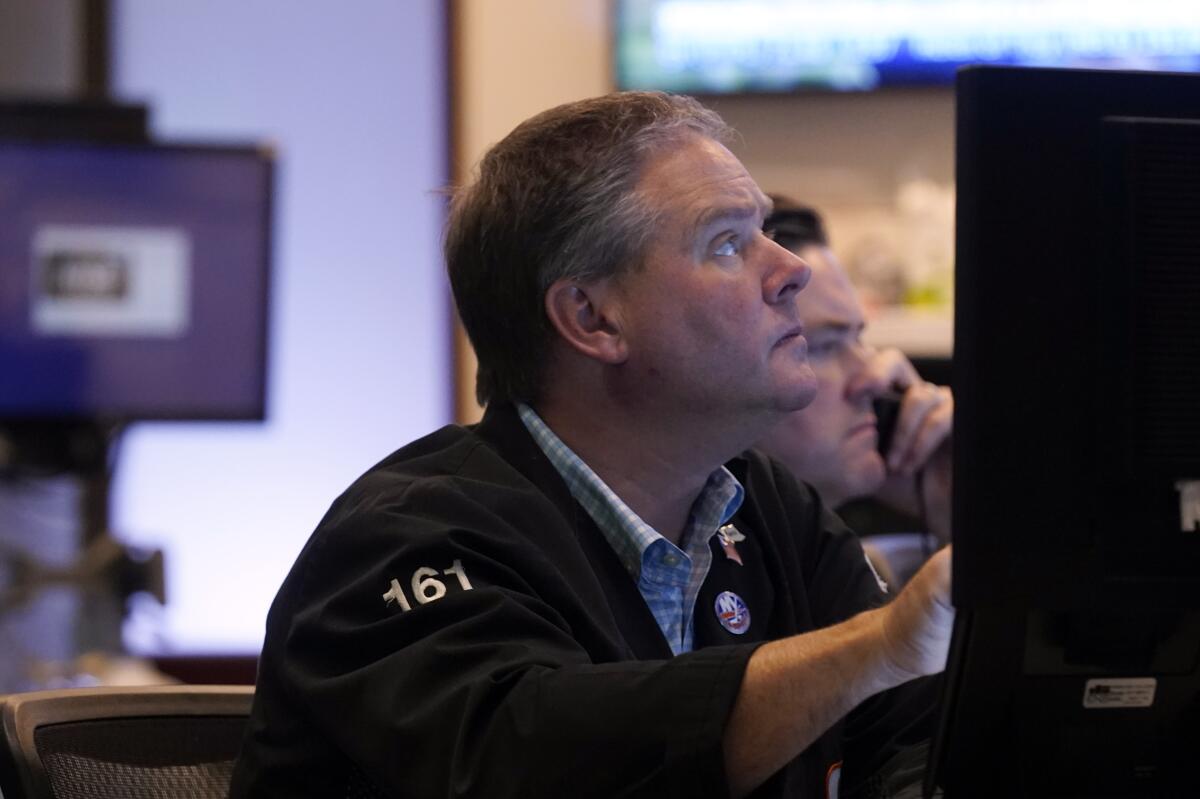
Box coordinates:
[763,239,812,304]
[844,345,885,401]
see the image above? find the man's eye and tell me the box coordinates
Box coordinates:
[714,237,740,257]
[808,339,840,357]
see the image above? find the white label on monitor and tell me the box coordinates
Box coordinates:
[30,225,191,338]
[1082,678,1156,709]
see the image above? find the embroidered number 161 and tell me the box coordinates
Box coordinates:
[383,559,472,612]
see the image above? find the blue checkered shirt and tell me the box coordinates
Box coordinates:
[517,404,744,655]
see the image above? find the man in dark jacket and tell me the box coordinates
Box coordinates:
[230,92,953,799]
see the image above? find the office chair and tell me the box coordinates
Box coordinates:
[0,684,253,799]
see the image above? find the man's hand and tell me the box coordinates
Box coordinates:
[849,347,953,540]
[886,381,952,480]
[877,546,954,682]
[722,547,955,798]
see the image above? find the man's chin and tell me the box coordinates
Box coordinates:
[779,376,819,412]
[849,456,888,498]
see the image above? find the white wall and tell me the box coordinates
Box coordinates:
[453,0,610,422]
[110,0,449,652]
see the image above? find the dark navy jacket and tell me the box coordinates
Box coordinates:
[230,404,933,798]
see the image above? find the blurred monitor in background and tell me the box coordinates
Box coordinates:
[0,139,273,426]
[615,0,1200,94]
[0,131,273,691]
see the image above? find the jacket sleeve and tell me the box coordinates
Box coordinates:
[274,478,758,799]
[758,456,940,795]
[797,497,940,792]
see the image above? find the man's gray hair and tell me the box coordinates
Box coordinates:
[446,91,734,407]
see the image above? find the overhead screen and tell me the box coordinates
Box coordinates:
[0,140,273,421]
[615,0,1200,93]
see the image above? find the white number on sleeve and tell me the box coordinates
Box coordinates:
[383,559,473,612]
[443,558,473,591]
[412,568,446,604]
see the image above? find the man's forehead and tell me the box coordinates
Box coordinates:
[691,188,771,230]
[797,245,865,329]
[637,137,770,229]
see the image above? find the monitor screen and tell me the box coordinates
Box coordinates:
[614,0,1200,94]
[929,66,1200,796]
[0,140,273,421]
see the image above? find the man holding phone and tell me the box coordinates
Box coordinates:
[755,198,953,576]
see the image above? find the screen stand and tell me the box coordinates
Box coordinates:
[0,421,165,688]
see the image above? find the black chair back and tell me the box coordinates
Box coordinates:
[0,685,253,799]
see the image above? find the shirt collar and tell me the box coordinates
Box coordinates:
[516,403,744,578]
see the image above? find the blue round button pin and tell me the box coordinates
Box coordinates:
[714,591,751,635]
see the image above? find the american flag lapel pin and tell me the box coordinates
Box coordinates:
[718,523,745,566]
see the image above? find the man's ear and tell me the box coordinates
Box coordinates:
[544,277,628,365]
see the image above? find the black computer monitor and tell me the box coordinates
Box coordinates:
[929,66,1200,797]
[0,139,273,422]
[0,99,148,143]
